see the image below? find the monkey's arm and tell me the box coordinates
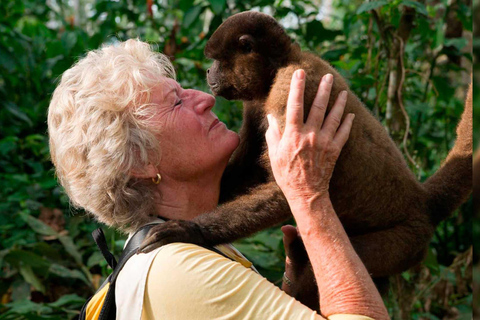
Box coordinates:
[139,181,292,252]
[219,101,269,203]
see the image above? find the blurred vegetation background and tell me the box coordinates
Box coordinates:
[0,0,472,319]
[472,0,478,319]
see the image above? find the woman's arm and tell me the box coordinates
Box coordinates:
[266,70,389,319]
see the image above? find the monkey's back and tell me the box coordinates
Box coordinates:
[264,51,430,235]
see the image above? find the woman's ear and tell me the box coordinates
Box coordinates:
[130,163,158,179]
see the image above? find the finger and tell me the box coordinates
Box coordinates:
[265,114,281,155]
[282,225,298,256]
[322,90,348,136]
[285,69,306,132]
[333,113,355,148]
[282,225,298,244]
[306,73,333,129]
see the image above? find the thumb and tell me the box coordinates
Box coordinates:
[265,114,281,152]
[282,225,298,257]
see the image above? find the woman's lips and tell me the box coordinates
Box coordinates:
[209,119,220,131]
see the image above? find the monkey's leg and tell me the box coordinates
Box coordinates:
[139,181,292,253]
[349,219,434,278]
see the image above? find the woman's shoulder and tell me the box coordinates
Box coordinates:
[143,242,322,320]
[149,242,253,282]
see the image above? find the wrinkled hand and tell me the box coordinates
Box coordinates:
[138,220,208,253]
[265,70,354,203]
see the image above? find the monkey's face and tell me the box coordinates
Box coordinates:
[206,40,273,101]
[205,12,293,101]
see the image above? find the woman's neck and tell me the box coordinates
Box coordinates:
[153,173,221,221]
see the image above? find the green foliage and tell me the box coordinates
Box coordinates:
[0,0,471,319]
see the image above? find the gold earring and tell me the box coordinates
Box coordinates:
[152,173,161,185]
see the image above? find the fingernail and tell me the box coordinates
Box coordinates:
[349,113,355,120]
[324,73,333,83]
[341,90,348,99]
[296,69,305,79]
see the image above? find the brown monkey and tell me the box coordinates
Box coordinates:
[140,11,472,306]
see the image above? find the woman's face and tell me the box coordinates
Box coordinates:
[151,78,240,180]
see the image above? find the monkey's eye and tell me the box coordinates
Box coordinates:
[239,35,255,53]
[174,99,182,107]
[241,43,253,53]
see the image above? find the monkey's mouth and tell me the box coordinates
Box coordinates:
[208,83,237,100]
[209,82,219,89]
[208,82,220,95]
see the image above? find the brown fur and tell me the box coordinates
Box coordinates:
[140,12,472,308]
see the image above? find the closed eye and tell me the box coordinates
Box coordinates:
[174,99,182,107]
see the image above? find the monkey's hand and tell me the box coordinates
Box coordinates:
[138,220,208,253]
[281,225,319,311]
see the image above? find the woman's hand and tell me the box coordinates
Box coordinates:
[265,69,354,206]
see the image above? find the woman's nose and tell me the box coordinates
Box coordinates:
[187,89,216,114]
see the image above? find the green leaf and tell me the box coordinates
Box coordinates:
[61,31,77,53]
[58,235,84,266]
[356,0,389,14]
[434,20,445,48]
[19,265,45,293]
[0,249,10,268]
[5,250,50,269]
[49,264,90,285]
[209,0,226,15]
[305,20,342,44]
[424,247,440,273]
[178,0,195,12]
[400,0,428,16]
[0,136,18,156]
[19,212,87,270]
[4,101,33,126]
[87,251,105,268]
[48,294,85,308]
[2,299,52,316]
[19,211,57,236]
[183,5,203,29]
[444,38,468,51]
[0,48,16,73]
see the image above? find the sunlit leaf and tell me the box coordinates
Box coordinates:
[356,0,389,14]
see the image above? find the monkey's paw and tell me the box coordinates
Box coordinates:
[137,220,208,253]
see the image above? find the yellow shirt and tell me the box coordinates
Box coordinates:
[142,243,375,320]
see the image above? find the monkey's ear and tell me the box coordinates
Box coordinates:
[239,34,256,53]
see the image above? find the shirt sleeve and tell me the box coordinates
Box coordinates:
[142,243,374,320]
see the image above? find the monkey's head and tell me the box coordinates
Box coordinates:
[205,11,294,101]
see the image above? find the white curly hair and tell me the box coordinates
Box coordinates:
[48,39,176,232]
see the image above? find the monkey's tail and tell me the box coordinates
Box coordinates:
[423,84,472,225]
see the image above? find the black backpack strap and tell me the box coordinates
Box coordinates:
[92,228,117,269]
[110,223,160,282]
[110,222,233,282]
[81,221,236,320]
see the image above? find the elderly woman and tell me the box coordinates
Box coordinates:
[48,39,388,320]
